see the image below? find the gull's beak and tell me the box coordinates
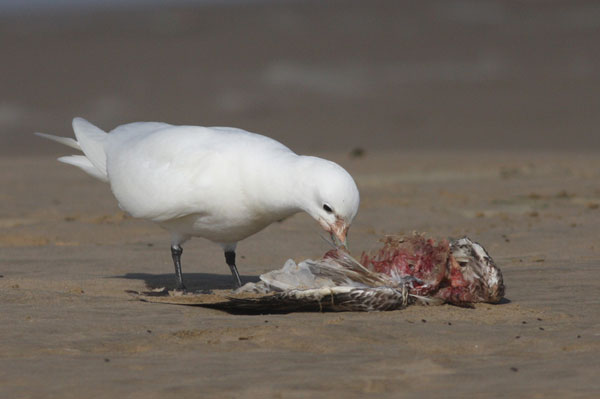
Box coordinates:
[328,219,349,250]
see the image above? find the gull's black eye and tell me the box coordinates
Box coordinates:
[323,204,333,213]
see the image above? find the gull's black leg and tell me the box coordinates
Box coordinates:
[171,244,186,291]
[224,250,242,288]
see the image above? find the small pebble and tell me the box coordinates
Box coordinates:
[104,358,110,363]
[577,335,581,339]
[515,336,520,339]
[510,367,518,372]
[147,330,152,334]
[539,327,545,331]
[264,320,269,323]
[421,319,427,323]
[349,147,366,158]
[238,337,250,341]
[522,321,527,324]
[537,318,542,321]
[447,322,452,326]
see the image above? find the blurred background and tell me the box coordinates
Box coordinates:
[1,0,599,156]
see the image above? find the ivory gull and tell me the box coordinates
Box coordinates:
[36,118,360,290]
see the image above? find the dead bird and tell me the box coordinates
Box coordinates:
[141,234,505,313]
[359,235,505,306]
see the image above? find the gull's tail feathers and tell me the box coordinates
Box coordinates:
[57,155,109,182]
[35,117,109,182]
[72,117,108,176]
[34,132,81,150]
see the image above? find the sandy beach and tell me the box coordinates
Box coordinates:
[2,151,599,397]
[1,1,600,397]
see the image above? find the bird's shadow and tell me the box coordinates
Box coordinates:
[113,272,260,291]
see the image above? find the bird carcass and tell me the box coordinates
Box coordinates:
[135,234,505,313]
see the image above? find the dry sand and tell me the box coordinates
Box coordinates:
[2,152,599,398]
[1,1,600,397]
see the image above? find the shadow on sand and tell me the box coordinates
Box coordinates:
[112,272,260,291]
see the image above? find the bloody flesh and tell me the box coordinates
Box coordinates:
[355,235,504,305]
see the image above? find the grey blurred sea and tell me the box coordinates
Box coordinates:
[1,0,599,155]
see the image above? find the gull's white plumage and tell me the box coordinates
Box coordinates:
[36,118,360,290]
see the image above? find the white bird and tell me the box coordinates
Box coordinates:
[36,118,360,290]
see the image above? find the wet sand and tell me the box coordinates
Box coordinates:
[1,1,600,397]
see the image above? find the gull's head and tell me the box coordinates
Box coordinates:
[299,157,360,248]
